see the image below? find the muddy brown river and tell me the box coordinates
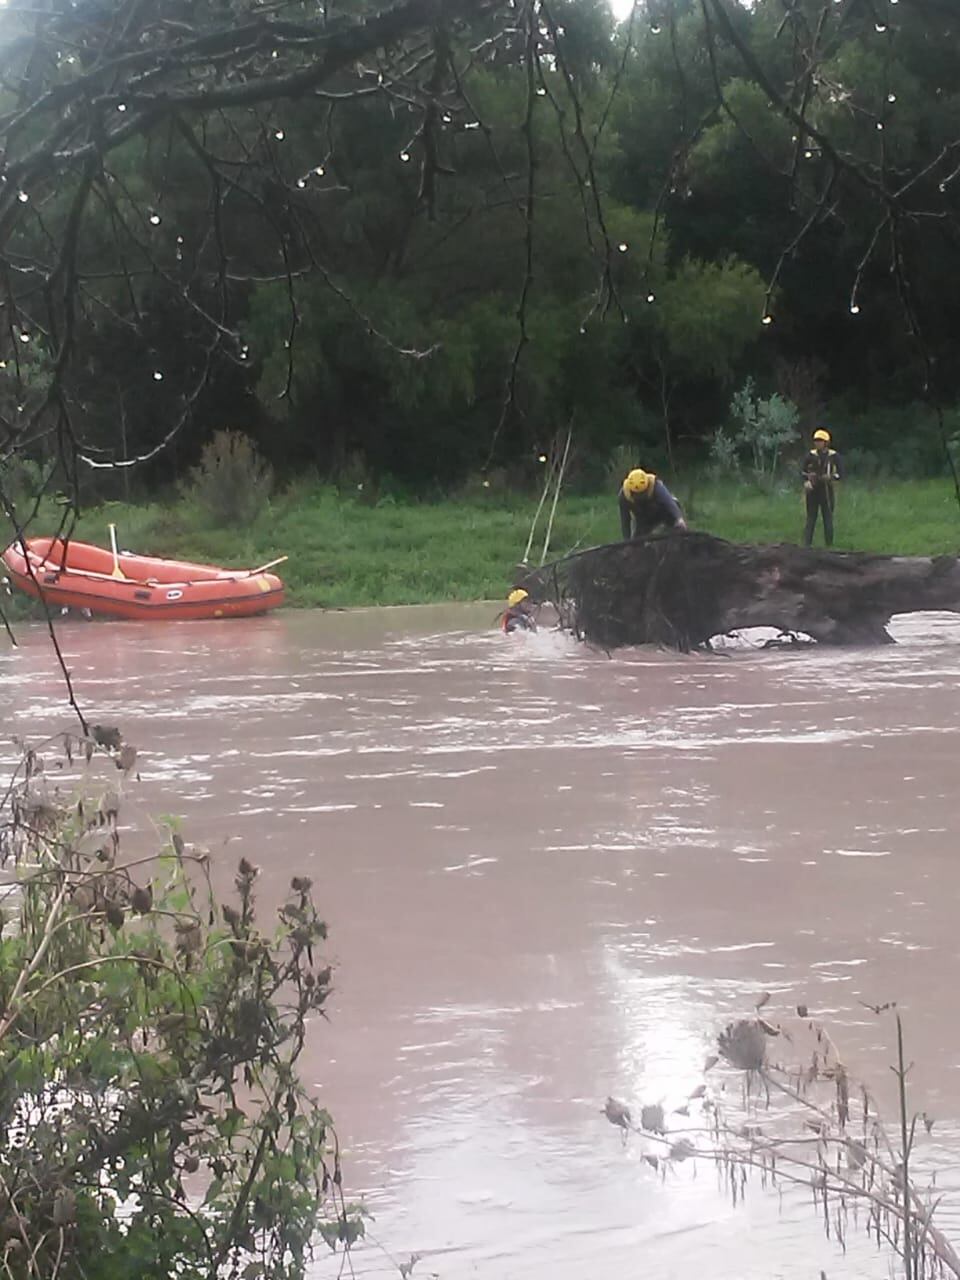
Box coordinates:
[2,605,960,1278]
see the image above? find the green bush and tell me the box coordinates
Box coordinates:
[0,733,358,1279]
[183,430,273,527]
[729,378,799,483]
[707,427,740,479]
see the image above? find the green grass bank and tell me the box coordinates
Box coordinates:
[5,478,960,613]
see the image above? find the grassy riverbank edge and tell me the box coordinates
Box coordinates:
[4,478,959,614]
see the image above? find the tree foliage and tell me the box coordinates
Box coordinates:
[0,0,957,513]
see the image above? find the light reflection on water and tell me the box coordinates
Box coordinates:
[1,604,960,1277]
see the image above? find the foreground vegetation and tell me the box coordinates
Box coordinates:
[0,734,356,1280]
[4,477,957,617]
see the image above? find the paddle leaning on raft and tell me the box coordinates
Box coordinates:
[2,533,286,620]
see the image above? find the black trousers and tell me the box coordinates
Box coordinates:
[804,485,834,547]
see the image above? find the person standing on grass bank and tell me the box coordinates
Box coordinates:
[802,429,843,548]
[619,469,687,540]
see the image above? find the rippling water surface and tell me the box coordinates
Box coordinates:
[3,605,960,1278]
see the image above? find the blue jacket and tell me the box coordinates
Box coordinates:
[619,479,684,539]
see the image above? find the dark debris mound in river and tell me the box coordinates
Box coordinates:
[520,531,960,650]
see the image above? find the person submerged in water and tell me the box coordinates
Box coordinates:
[619,468,687,540]
[502,588,537,634]
[802,428,843,547]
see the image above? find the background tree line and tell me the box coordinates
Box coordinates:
[0,0,958,511]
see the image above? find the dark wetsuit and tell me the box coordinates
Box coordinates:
[802,448,842,547]
[502,605,536,634]
[619,479,685,540]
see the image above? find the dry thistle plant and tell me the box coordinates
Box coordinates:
[605,999,960,1280]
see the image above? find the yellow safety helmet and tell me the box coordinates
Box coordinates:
[622,468,654,497]
[812,429,831,443]
[507,588,529,607]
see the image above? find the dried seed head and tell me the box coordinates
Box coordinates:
[718,1019,768,1071]
[640,1103,665,1134]
[91,724,123,751]
[131,885,153,914]
[603,1096,631,1129]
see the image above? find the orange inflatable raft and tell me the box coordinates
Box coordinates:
[2,537,285,621]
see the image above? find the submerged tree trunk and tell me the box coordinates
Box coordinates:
[524,532,960,649]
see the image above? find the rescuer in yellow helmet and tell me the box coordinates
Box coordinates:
[801,429,843,547]
[619,467,687,540]
[502,587,537,634]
